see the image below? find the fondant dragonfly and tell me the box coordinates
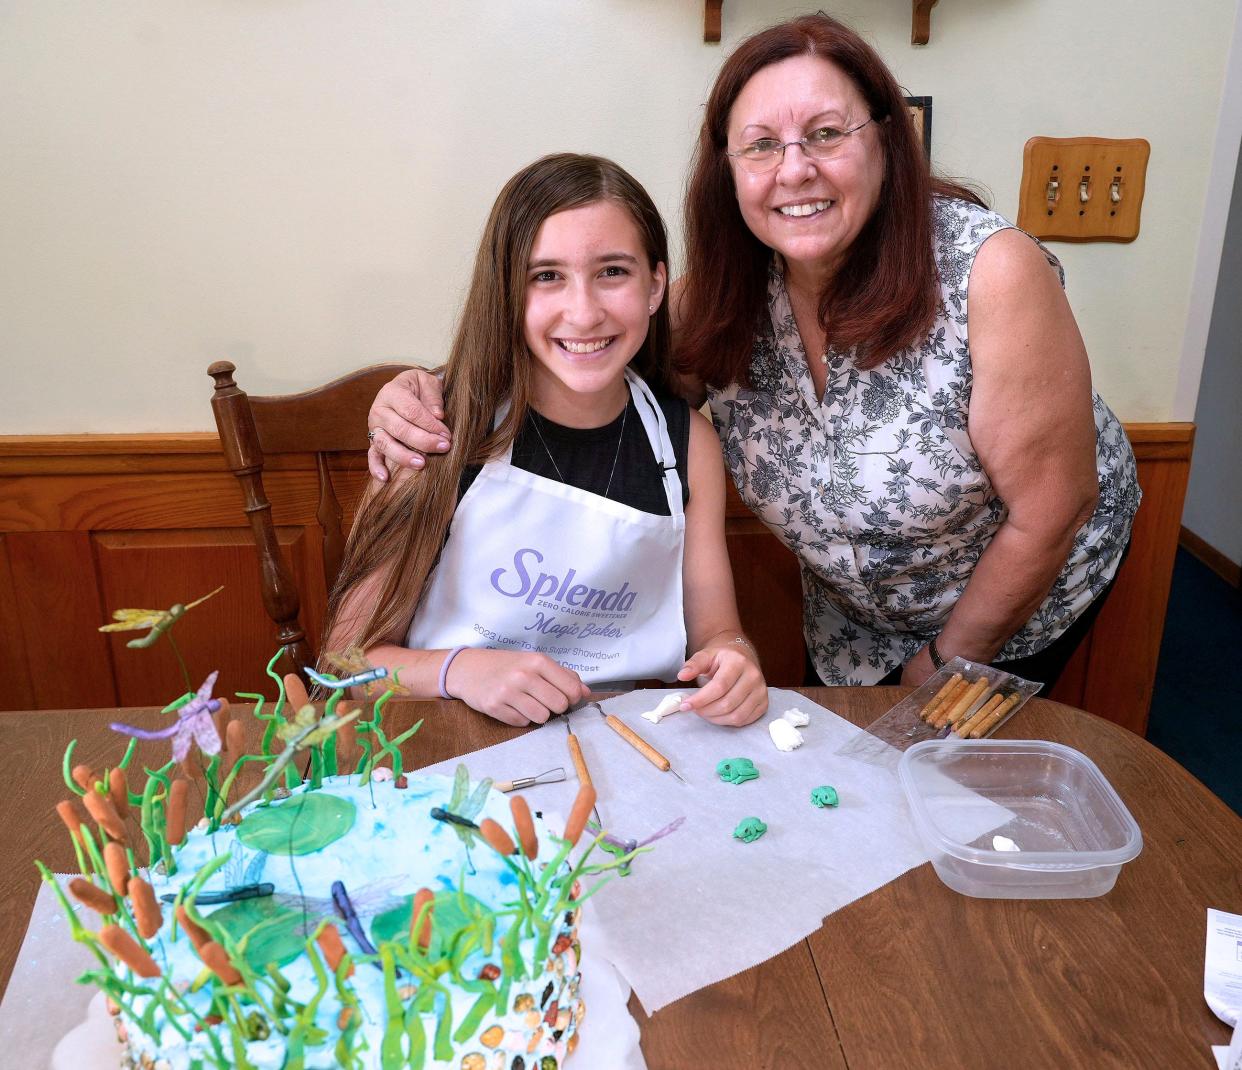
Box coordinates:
[586,816,686,876]
[164,847,402,946]
[98,586,224,649]
[110,670,223,762]
[310,646,411,696]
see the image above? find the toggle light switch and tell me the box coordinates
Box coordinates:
[1017,136,1150,242]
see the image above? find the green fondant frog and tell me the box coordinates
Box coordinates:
[716,757,759,785]
[811,785,839,808]
[733,816,767,843]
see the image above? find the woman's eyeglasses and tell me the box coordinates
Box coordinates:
[726,118,875,174]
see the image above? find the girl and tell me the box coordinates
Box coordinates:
[324,153,766,727]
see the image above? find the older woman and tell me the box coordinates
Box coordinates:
[363,14,1139,688]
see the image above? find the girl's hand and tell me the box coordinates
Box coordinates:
[367,368,452,481]
[675,643,767,726]
[445,649,590,727]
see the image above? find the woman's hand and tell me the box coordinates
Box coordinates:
[445,649,590,727]
[367,368,452,481]
[676,641,767,726]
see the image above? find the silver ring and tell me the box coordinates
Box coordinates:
[366,429,378,443]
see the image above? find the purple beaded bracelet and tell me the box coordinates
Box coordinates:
[438,645,468,699]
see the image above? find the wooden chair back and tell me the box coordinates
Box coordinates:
[207,360,412,675]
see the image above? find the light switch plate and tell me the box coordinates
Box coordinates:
[1017,136,1150,243]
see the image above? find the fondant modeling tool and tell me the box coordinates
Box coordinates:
[492,767,566,793]
[588,702,687,783]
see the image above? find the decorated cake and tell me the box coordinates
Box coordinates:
[41,619,626,1070]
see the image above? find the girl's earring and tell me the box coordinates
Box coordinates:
[648,305,655,314]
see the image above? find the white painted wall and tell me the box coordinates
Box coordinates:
[1,1,1238,432]
[1182,138,1242,568]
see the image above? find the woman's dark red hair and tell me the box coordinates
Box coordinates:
[678,13,982,387]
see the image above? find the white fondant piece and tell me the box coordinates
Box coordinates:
[781,708,809,727]
[992,835,1021,852]
[641,693,686,724]
[768,718,804,752]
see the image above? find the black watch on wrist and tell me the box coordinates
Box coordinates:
[928,636,946,670]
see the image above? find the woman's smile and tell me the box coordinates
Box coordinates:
[774,198,835,219]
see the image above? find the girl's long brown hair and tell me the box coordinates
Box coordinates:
[322,153,674,656]
[678,13,983,388]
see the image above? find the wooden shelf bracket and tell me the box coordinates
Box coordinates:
[912,0,939,45]
[705,0,722,43]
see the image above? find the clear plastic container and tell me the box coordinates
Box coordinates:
[898,739,1143,899]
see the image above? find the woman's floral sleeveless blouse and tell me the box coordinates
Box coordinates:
[707,196,1140,684]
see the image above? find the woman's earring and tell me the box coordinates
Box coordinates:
[648,305,655,314]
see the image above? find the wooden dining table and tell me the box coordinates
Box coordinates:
[3,687,1239,1069]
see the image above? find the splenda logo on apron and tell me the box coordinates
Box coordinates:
[489,547,638,612]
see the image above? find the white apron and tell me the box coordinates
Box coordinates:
[406,370,687,686]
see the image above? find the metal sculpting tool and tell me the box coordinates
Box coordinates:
[563,717,603,828]
[492,767,567,793]
[587,701,687,783]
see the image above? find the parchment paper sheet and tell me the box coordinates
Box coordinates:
[423,688,1010,1013]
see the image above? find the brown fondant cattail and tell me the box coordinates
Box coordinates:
[71,764,96,792]
[225,718,245,759]
[82,789,128,844]
[316,923,354,977]
[411,887,434,950]
[56,797,91,841]
[99,924,161,978]
[283,672,311,713]
[478,818,516,857]
[175,904,212,952]
[107,766,130,819]
[69,877,117,915]
[166,777,189,846]
[214,698,231,750]
[336,707,359,769]
[129,877,162,939]
[509,796,538,859]
[197,940,243,986]
[103,841,130,896]
[563,785,597,847]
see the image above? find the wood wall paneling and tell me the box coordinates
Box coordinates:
[1079,441,1194,734]
[1045,424,1194,734]
[0,536,37,710]
[723,513,805,686]
[6,531,117,710]
[94,528,318,706]
[0,427,1192,735]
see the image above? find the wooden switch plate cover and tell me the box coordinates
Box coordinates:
[1018,136,1150,242]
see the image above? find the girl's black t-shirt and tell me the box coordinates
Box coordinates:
[459,387,691,514]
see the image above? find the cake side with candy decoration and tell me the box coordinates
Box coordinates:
[40,593,639,1070]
